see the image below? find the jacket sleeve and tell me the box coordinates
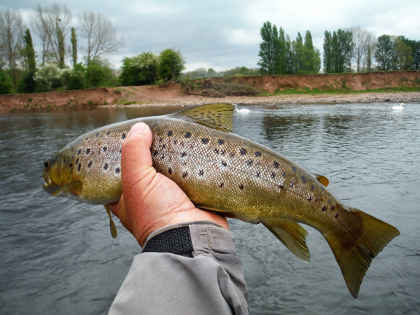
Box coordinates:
[108,222,249,315]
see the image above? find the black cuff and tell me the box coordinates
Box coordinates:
[142,226,194,257]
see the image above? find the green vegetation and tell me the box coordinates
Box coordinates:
[258,22,321,75]
[323,29,354,73]
[261,86,420,96]
[158,49,184,82]
[120,52,159,86]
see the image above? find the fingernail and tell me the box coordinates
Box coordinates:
[127,123,148,139]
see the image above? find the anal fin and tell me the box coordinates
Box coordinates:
[105,205,118,238]
[262,219,310,261]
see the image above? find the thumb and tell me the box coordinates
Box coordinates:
[121,122,155,192]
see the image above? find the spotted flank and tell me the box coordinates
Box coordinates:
[43,103,399,298]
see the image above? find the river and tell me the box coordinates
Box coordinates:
[0,103,419,314]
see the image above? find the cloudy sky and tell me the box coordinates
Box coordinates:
[2,0,420,71]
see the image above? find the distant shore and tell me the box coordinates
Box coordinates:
[1,82,420,114]
[100,91,420,110]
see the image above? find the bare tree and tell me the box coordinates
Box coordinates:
[351,27,375,72]
[31,4,71,67]
[80,11,119,63]
[0,9,24,86]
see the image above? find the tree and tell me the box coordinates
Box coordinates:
[323,31,333,73]
[293,32,305,73]
[158,49,184,81]
[80,11,119,63]
[323,29,353,73]
[71,27,77,67]
[351,27,375,72]
[375,35,394,71]
[394,37,413,70]
[0,9,24,87]
[20,28,36,92]
[258,22,276,74]
[0,69,13,93]
[31,4,71,67]
[85,58,116,88]
[120,52,159,85]
[302,30,320,73]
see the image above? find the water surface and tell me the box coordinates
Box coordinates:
[0,103,419,314]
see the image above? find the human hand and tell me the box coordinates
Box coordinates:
[108,122,228,247]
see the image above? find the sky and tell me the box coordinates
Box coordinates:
[1,0,420,71]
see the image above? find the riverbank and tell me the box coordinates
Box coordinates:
[1,74,420,114]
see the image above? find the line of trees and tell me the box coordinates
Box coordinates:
[0,5,121,94]
[258,21,420,74]
[258,22,321,75]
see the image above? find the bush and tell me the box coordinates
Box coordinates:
[120,52,159,86]
[62,64,86,90]
[0,70,13,94]
[18,71,36,93]
[158,49,184,82]
[34,64,65,92]
[85,58,117,88]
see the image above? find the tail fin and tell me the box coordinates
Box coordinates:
[325,209,399,298]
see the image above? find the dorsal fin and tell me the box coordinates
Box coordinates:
[314,174,329,187]
[175,103,234,132]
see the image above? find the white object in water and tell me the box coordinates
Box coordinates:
[236,108,250,114]
[392,103,405,110]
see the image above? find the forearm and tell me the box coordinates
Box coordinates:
[108,222,248,315]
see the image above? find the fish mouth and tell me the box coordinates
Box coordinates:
[42,174,62,196]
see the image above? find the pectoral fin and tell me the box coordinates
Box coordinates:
[105,205,118,238]
[262,219,310,261]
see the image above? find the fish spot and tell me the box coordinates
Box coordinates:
[173,139,177,145]
[159,137,163,143]
[246,160,253,166]
[115,167,120,174]
[256,172,260,178]
[75,158,80,164]
[106,131,110,136]
[221,161,227,167]
[160,154,165,160]
[292,166,297,173]
[168,167,173,175]
[167,130,173,137]
[273,161,279,169]
[122,133,126,139]
[219,182,224,188]
[221,150,226,156]
[301,175,307,183]
[271,172,276,178]
[201,138,209,144]
[119,149,122,154]
[214,148,219,154]
[322,206,327,212]
[184,131,192,138]
[87,161,93,168]
[335,213,339,218]
[278,184,284,189]
[103,163,109,171]
[239,184,244,190]
[218,139,225,145]
[198,170,204,176]
[307,195,312,201]
[86,148,91,155]
[239,148,247,155]
[311,184,315,191]
[331,205,335,210]
[102,146,107,152]
[254,151,262,157]
[96,132,100,137]
[229,152,235,157]
[289,182,295,188]
[181,152,187,158]
[44,161,49,168]
[77,164,81,172]
[152,150,158,157]
[77,149,81,155]
[182,171,188,178]
[69,163,73,168]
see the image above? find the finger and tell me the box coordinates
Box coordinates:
[122,123,156,191]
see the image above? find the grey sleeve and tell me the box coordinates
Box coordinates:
[108,222,249,315]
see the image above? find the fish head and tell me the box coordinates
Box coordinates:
[43,150,82,198]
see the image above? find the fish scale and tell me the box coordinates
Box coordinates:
[43,103,399,298]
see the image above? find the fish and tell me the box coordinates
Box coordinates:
[42,103,400,298]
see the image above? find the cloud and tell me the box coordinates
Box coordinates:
[1,0,419,71]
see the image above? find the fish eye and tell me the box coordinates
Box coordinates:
[44,161,49,168]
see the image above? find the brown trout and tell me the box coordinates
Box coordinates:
[43,103,399,298]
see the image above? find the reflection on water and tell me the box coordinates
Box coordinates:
[1,103,419,314]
